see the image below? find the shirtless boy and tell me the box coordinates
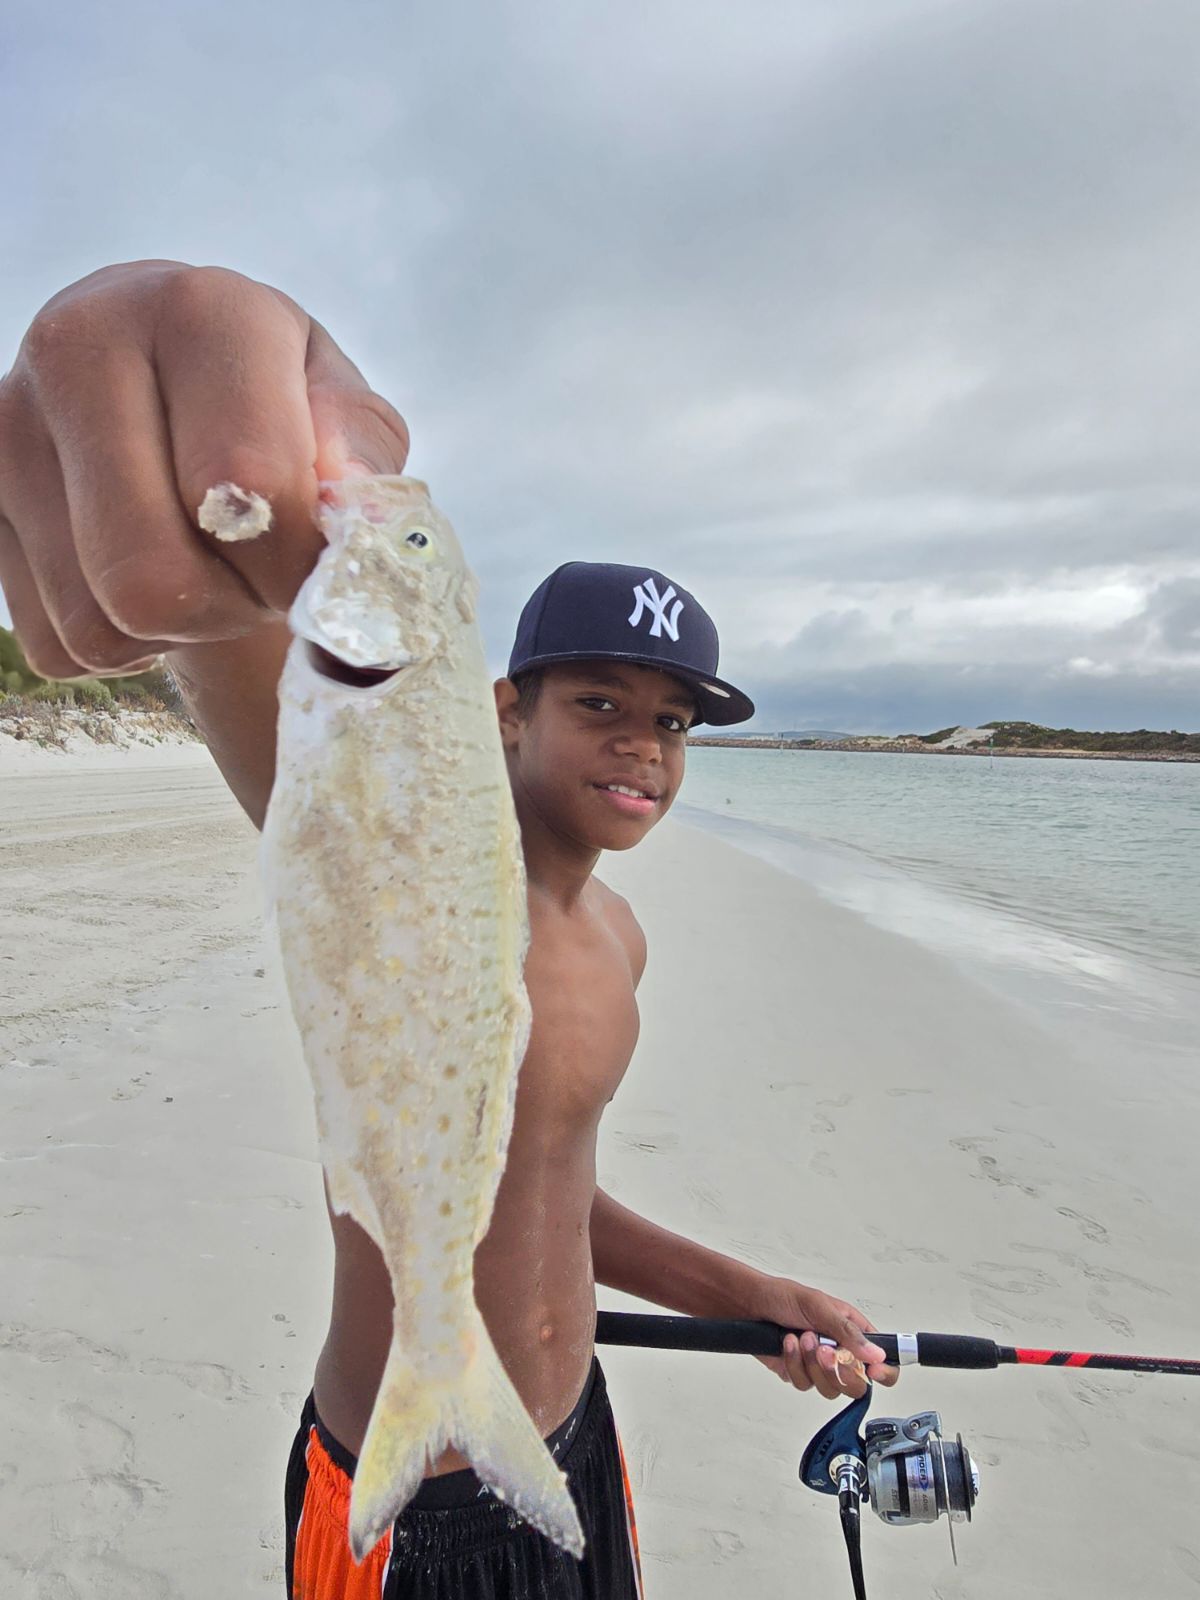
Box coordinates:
[0,262,896,1599]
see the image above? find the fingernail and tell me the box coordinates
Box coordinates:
[784,1335,798,1356]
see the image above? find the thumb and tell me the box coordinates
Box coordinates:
[310,384,411,481]
[304,319,410,481]
[839,1317,887,1367]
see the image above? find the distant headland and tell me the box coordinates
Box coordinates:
[690,721,1200,762]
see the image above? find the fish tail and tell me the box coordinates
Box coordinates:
[348,1318,585,1563]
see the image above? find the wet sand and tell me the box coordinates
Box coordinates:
[2,747,1198,1597]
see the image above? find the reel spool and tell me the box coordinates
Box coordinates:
[800,1389,979,1599]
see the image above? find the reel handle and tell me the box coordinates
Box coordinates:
[594,1312,1003,1369]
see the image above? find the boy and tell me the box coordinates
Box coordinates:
[0,262,895,1600]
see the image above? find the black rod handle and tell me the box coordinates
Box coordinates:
[594,1312,1005,1370]
[594,1312,791,1357]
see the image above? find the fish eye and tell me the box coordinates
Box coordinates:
[406,529,431,549]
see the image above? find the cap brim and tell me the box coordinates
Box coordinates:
[510,650,755,727]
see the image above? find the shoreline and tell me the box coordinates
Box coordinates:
[674,799,1200,1064]
[689,736,1200,763]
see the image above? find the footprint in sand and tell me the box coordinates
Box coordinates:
[968,1284,1064,1334]
[809,1149,837,1179]
[950,1136,1041,1198]
[870,1241,947,1266]
[995,1122,1056,1149]
[1057,1206,1109,1244]
[59,1401,163,1527]
[627,1431,660,1492]
[705,1529,745,1561]
[1,1322,251,1403]
[111,1072,149,1102]
[1034,1385,1092,1452]
[28,1403,173,1597]
[686,1182,723,1215]
[1085,1293,1134,1339]
[963,1261,1058,1297]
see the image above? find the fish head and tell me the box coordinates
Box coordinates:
[290,475,475,675]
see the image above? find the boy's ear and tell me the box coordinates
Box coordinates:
[494,678,522,750]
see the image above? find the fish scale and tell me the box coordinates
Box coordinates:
[262,475,584,1561]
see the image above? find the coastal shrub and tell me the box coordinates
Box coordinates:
[72,679,115,706]
[27,682,77,703]
[0,626,34,684]
[108,666,179,711]
[0,626,182,709]
[981,720,1200,754]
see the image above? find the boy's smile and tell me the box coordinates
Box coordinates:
[593,779,660,818]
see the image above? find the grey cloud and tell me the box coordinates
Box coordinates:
[1138,578,1200,656]
[2,0,1199,729]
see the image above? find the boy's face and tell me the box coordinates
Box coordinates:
[496,661,694,852]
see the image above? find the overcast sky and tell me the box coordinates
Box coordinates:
[3,0,1198,731]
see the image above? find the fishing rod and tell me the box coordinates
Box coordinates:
[594,1309,1200,1376]
[595,1311,1199,1598]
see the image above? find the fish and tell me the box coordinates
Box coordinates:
[261,474,584,1561]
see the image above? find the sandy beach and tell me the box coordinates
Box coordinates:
[2,745,1199,1598]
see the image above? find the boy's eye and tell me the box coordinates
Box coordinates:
[659,714,688,734]
[578,696,617,712]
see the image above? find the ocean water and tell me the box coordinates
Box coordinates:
[677,747,1200,1051]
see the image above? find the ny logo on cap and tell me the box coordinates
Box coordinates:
[628,577,684,642]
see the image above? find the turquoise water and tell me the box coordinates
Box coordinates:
[677,748,1199,1043]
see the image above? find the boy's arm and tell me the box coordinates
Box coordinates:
[590,1187,895,1399]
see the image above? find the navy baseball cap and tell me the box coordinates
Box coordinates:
[507,562,755,727]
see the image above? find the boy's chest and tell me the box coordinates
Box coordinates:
[520,925,640,1124]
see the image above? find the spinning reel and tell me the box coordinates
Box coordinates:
[800,1386,979,1600]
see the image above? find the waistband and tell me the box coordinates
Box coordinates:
[305,1357,601,1511]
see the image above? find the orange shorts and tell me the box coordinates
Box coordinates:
[284,1360,643,1599]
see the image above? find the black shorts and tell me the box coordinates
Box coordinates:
[284,1359,644,1598]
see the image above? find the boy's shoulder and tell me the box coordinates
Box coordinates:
[592,878,647,986]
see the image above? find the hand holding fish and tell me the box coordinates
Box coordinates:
[0,261,408,679]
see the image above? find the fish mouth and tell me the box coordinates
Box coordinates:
[305,642,403,688]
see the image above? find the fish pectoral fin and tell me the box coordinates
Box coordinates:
[348,1319,585,1563]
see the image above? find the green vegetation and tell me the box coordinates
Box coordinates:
[0,624,180,710]
[917,725,959,744]
[978,720,1200,755]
